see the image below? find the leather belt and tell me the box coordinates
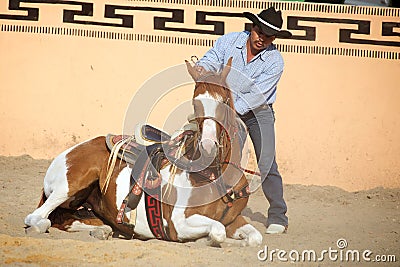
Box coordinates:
[238,104,273,122]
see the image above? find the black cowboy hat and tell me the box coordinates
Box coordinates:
[243,7,292,38]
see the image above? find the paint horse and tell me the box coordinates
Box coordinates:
[24,58,263,246]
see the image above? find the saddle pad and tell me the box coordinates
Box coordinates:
[145,186,170,240]
[105,134,145,165]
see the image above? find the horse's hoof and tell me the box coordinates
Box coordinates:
[206,237,223,247]
[247,231,263,247]
[208,224,226,245]
[24,214,40,226]
[25,218,51,234]
[38,219,51,233]
[25,225,41,234]
[90,225,113,240]
[25,219,51,234]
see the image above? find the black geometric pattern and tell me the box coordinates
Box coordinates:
[1,0,399,59]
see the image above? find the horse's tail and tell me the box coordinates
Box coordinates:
[102,136,135,194]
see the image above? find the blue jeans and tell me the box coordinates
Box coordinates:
[238,106,288,227]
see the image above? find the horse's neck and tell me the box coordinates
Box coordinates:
[217,130,244,182]
[222,125,241,163]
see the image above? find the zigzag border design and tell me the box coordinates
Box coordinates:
[128,0,400,17]
[1,0,399,60]
[2,23,399,60]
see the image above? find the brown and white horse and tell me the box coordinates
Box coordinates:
[24,59,262,246]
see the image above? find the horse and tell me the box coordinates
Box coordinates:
[24,58,263,246]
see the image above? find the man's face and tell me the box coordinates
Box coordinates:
[249,25,276,53]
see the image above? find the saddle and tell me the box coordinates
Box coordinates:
[135,123,172,145]
[114,142,168,236]
[105,120,198,164]
[105,124,171,165]
[107,123,196,239]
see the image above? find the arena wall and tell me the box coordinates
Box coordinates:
[1,0,399,191]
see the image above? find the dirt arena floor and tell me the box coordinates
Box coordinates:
[0,155,399,266]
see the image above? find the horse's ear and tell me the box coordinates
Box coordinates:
[185,60,200,81]
[221,57,232,81]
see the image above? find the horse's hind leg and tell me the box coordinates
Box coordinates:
[25,153,70,233]
[47,206,113,240]
[67,220,113,240]
[25,191,113,239]
[25,189,69,233]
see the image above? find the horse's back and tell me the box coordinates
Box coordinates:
[66,136,109,167]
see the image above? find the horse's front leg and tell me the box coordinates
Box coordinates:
[172,213,226,245]
[226,215,263,247]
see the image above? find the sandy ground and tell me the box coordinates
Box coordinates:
[0,155,399,266]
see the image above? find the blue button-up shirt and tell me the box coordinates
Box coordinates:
[197,31,285,115]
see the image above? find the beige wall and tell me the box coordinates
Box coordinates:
[1,0,399,191]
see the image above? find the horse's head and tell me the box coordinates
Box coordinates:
[185,58,237,164]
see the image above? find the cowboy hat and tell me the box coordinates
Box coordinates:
[243,7,292,38]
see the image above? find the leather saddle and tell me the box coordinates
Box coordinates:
[135,123,171,145]
[109,123,196,232]
[110,124,177,231]
[105,124,171,165]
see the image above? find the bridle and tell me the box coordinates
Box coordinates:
[163,73,258,220]
[190,78,254,221]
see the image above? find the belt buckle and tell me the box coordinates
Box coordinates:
[254,104,267,113]
[239,111,251,121]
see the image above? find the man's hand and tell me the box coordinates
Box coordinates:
[195,65,206,76]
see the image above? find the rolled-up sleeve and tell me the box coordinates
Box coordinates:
[196,37,225,72]
[196,32,242,72]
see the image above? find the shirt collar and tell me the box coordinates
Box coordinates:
[235,31,249,50]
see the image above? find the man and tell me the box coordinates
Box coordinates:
[195,7,292,234]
